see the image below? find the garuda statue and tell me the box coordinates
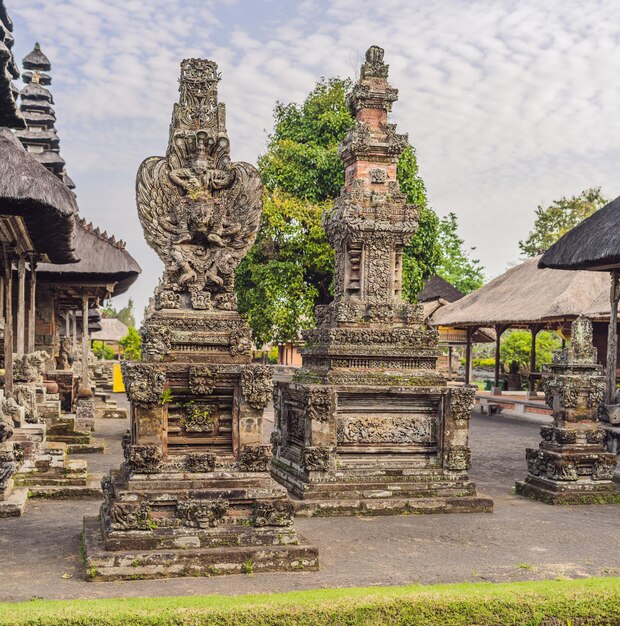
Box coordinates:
[136,58,262,311]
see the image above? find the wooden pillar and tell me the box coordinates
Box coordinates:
[81,294,90,388]
[3,248,14,394]
[27,255,37,354]
[529,324,541,397]
[16,253,26,357]
[465,327,473,385]
[493,325,507,394]
[71,310,77,353]
[448,345,453,377]
[65,311,70,338]
[606,270,620,404]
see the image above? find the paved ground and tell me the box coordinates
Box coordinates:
[1,395,619,601]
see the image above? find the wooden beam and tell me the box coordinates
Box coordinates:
[16,254,26,356]
[27,255,37,354]
[529,324,542,396]
[81,294,90,389]
[465,327,475,385]
[493,324,507,393]
[606,270,620,404]
[3,248,14,394]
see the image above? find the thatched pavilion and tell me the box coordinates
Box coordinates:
[430,256,609,393]
[540,195,620,403]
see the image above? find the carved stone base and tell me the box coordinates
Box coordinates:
[0,487,28,518]
[271,381,492,516]
[76,398,95,432]
[83,516,318,581]
[515,478,620,504]
[88,466,319,579]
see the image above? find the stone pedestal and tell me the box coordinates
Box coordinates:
[271,46,491,517]
[516,316,620,504]
[85,57,318,580]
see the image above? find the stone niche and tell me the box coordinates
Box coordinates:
[83,57,318,580]
[516,316,620,504]
[270,46,493,517]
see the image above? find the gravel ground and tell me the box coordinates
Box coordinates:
[0,394,619,602]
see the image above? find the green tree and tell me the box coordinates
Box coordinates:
[500,330,561,370]
[92,340,115,360]
[237,77,441,344]
[435,212,485,294]
[101,298,136,328]
[119,327,141,361]
[519,188,608,257]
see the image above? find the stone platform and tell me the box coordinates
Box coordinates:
[0,486,28,518]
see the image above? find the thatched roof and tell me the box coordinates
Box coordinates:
[91,317,128,343]
[430,255,609,328]
[22,43,50,71]
[418,275,463,303]
[539,196,620,272]
[37,217,141,295]
[0,128,78,263]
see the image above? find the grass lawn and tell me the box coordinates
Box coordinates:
[0,577,619,625]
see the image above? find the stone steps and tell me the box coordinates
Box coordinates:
[27,475,104,499]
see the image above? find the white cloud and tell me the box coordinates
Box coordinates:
[8,0,620,317]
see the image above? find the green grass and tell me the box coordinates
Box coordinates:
[0,577,619,625]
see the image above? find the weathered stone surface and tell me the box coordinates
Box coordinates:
[88,57,317,578]
[270,46,489,516]
[516,316,620,504]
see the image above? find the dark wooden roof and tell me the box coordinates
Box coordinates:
[0,0,24,128]
[539,195,620,272]
[37,218,141,295]
[0,128,78,263]
[418,275,464,303]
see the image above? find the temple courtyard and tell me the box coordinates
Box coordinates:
[0,395,618,602]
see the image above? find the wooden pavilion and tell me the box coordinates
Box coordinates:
[430,256,609,393]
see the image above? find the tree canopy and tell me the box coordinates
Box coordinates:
[101,298,136,328]
[237,77,444,345]
[500,330,561,370]
[436,213,484,294]
[518,187,608,257]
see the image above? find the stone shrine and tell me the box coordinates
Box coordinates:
[84,58,318,579]
[270,46,492,516]
[516,316,619,504]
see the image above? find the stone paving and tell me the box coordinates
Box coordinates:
[0,394,619,601]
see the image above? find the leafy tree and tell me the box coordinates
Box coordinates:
[500,330,561,370]
[519,188,608,257]
[119,326,141,361]
[238,78,441,344]
[92,340,115,360]
[236,191,333,346]
[436,212,485,294]
[101,298,136,328]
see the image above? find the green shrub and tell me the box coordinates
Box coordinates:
[92,341,115,360]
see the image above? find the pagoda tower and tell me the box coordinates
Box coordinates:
[270,46,492,516]
[16,43,75,189]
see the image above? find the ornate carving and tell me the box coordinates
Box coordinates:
[13,351,49,383]
[241,365,272,410]
[238,444,271,471]
[444,446,471,471]
[301,446,330,471]
[369,168,387,184]
[230,327,252,356]
[122,363,166,407]
[56,337,73,370]
[107,501,152,531]
[184,453,216,473]
[252,501,294,527]
[0,449,16,490]
[135,58,263,309]
[182,401,218,433]
[176,498,229,528]
[188,366,215,395]
[141,322,172,360]
[337,415,433,444]
[155,289,180,310]
[124,444,163,474]
[304,387,332,422]
[448,387,475,421]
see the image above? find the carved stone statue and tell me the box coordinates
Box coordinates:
[136,58,262,309]
[87,58,318,580]
[516,316,619,503]
[56,337,73,371]
[13,351,50,383]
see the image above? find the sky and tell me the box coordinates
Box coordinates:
[9,0,620,322]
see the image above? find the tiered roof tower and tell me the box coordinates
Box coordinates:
[16,43,75,189]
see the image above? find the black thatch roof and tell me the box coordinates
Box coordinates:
[539,196,620,272]
[22,42,50,71]
[0,128,78,263]
[418,275,464,303]
[0,0,24,128]
[37,218,141,295]
[20,82,52,102]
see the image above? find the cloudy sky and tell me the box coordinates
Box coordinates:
[9,0,620,320]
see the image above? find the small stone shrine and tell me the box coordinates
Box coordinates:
[84,58,318,579]
[270,46,492,516]
[516,316,619,504]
